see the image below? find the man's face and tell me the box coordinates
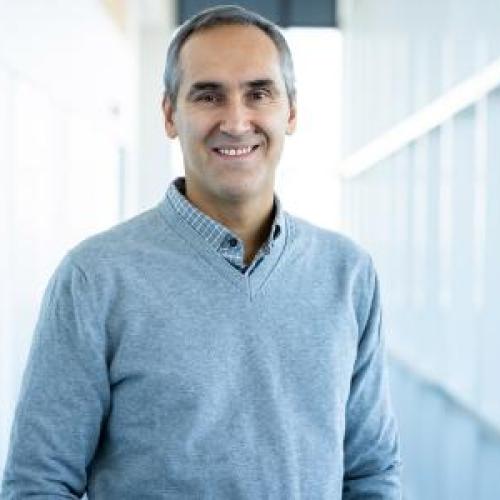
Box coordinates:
[163,24,297,208]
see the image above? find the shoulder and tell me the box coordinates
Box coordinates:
[41,204,173,293]
[65,206,166,271]
[285,212,377,317]
[42,206,169,311]
[285,212,373,271]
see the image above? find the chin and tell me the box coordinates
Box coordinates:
[215,176,272,202]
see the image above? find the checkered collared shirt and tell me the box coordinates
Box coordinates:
[166,177,283,274]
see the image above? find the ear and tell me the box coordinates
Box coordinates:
[162,95,178,138]
[286,101,297,135]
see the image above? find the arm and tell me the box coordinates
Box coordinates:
[343,261,402,499]
[1,255,110,498]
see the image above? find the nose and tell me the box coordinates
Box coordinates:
[219,98,252,136]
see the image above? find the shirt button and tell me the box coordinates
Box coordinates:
[229,238,238,247]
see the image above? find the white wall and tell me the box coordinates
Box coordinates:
[126,0,177,213]
[278,28,343,231]
[0,0,136,477]
[339,0,500,497]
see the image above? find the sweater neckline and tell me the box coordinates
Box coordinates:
[166,177,285,274]
[157,193,294,301]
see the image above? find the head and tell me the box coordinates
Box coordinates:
[163,5,296,111]
[162,5,297,212]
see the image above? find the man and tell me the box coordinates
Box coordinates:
[1,5,401,499]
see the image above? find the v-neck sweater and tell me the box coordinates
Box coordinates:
[1,192,401,499]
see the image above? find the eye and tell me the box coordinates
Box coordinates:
[250,89,271,101]
[196,93,222,104]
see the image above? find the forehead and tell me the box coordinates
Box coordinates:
[178,24,283,90]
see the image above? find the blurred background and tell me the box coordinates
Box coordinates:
[0,1,499,498]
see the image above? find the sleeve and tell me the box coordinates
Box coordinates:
[342,259,402,499]
[1,255,111,498]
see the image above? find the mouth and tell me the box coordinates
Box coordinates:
[211,144,260,160]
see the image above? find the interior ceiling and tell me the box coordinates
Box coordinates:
[177,0,337,28]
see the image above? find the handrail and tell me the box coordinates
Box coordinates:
[338,56,500,179]
[390,353,500,439]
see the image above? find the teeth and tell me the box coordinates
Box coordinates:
[217,146,254,156]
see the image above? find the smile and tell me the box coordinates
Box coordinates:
[212,145,260,158]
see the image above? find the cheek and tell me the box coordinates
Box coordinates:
[260,107,292,135]
[265,118,289,146]
[177,110,211,137]
[177,122,208,153]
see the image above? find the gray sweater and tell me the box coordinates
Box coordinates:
[1,189,401,499]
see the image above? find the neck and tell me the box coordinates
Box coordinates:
[184,185,275,265]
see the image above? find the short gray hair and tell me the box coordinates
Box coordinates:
[163,4,296,110]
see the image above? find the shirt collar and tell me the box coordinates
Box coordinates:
[166,177,283,255]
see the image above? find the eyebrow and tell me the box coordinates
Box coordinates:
[186,79,279,99]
